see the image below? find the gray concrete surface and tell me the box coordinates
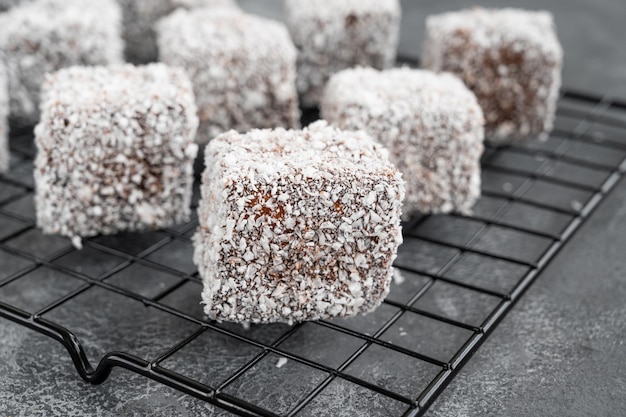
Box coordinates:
[1,1,626,417]
[429,175,626,417]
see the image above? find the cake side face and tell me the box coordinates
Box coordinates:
[119,0,239,64]
[193,121,405,324]
[0,61,8,173]
[322,67,485,216]
[423,8,563,143]
[158,8,300,144]
[0,0,124,124]
[35,64,199,241]
[284,0,401,107]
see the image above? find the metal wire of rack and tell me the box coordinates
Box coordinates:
[1,86,626,416]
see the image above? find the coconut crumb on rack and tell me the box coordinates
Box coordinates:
[276,357,288,369]
[0,0,124,124]
[322,67,485,217]
[35,64,199,242]
[193,121,405,324]
[157,7,300,145]
[284,0,401,107]
[423,7,563,143]
[393,268,406,285]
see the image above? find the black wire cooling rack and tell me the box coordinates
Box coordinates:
[1,88,626,417]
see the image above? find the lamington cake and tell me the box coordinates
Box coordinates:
[158,7,300,144]
[322,67,485,216]
[0,0,124,124]
[35,64,199,247]
[193,121,405,324]
[284,0,402,107]
[118,0,238,63]
[423,8,563,143]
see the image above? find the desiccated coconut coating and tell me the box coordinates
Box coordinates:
[423,8,563,143]
[193,121,405,324]
[284,0,401,107]
[322,67,485,216]
[157,8,300,145]
[0,0,124,125]
[117,0,238,64]
[0,61,8,172]
[35,64,199,245]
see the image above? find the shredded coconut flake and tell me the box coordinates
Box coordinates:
[571,200,583,212]
[393,268,406,285]
[276,357,288,369]
[70,236,83,250]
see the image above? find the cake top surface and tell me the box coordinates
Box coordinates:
[40,64,194,112]
[427,7,562,54]
[158,8,294,58]
[285,0,400,19]
[325,67,483,120]
[209,121,397,179]
[0,0,120,32]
